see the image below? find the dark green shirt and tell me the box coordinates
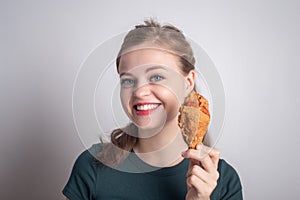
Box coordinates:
[63,144,243,200]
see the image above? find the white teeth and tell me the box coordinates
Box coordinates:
[136,104,159,111]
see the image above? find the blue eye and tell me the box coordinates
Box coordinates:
[150,75,164,82]
[121,78,135,86]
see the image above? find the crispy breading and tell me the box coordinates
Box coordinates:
[178,91,210,149]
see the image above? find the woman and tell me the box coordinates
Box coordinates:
[63,19,243,200]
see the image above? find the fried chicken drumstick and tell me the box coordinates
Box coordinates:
[178,91,210,149]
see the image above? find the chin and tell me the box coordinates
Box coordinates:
[132,118,166,138]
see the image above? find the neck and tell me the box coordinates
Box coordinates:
[133,118,188,167]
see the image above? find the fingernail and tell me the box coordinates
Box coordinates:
[181,151,186,157]
[196,144,202,150]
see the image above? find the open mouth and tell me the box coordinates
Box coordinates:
[133,103,161,115]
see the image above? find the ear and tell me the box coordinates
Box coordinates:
[185,70,195,95]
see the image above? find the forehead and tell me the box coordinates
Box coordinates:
[118,48,181,74]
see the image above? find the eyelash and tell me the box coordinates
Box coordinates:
[121,78,135,86]
[150,74,165,82]
[120,74,165,87]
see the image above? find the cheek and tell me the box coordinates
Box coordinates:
[158,82,186,105]
[156,86,181,110]
[120,89,132,111]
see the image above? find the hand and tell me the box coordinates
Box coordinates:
[182,145,220,200]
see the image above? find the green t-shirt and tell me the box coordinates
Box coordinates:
[63,144,243,200]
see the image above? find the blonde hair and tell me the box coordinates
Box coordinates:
[97,19,195,167]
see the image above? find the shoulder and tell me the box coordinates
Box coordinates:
[215,159,243,199]
[218,159,241,182]
[68,143,105,182]
[62,144,103,199]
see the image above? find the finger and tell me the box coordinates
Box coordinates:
[200,153,218,173]
[186,164,211,184]
[187,158,219,182]
[187,174,218,197]
[208,147,220,169]
[186,156,219,182]
[188,157,199,167]
[186,174,217,197]
[183,145,220,169]
[183,147,219,176]
[182,144,211,161]
[186,174,206,191]
[201,145,220,170]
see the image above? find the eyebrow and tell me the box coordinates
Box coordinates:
[146,66,168,73]
[119,66,168,77]
[119,72,133,77]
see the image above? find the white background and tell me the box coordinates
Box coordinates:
[1,0,299,199]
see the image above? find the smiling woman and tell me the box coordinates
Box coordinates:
[63,19,243,200]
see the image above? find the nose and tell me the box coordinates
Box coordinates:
[133,83,151,98]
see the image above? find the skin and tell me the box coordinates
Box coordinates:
[183,145,220,200]
[118,48,190,167]
[65,47,220,200]
[119,47,220,200]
